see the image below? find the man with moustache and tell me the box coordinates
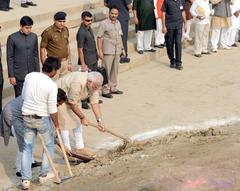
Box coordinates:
[40,11,72,79]
[97,6,124,98]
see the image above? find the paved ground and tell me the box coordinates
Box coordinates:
[1,45,240,190]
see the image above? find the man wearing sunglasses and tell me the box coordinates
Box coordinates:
[77,11,99,109]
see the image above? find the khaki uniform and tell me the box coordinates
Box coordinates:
[56,71,99,130]
[41,25,70,79]
[97,18,123,94]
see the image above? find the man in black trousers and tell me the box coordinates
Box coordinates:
[162,0,186,70]
[0,0,12,11]
[7,16,39,97]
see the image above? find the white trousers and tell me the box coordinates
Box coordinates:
[183,19,192,38]
[194,24,210,54]
[211,28,229,49]
[227,27,238,46]
[137,30,153,51]
[155,18,165,45]
[61,126,84,150]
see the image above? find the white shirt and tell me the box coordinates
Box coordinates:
[190,0,211,24]
[22,72,58,116]
[230,0,240,28]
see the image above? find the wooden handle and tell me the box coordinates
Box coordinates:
[56,130,73,177]
[88,122,130,143]
[38,133,61,183]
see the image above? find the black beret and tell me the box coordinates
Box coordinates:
[54,11,67,20]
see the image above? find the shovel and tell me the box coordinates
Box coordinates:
[38,132,73,184]
[38,133,62,184]
[56,129,73,177]
[88,122,131,144]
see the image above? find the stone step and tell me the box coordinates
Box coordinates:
[0,0,103,34]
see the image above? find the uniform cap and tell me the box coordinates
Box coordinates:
[54,11,67,20]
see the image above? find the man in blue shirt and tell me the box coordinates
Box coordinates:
[162,0,187,70]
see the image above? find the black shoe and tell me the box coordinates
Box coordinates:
[145,49,156,53]
[175,65,183,70]
[0,7,9,11]
[111,90,123,94]
[31,161,42,168]
[26,1,37,6]
[102,93,113,98]
[8,7,13,9]
[120,56,130,63]
[154,45,164,48]
[82,101,90,109]
[194,54,202,57]
[137,50,144,54]
[170,64,175,68]
[99,100,103,104]
[21,3,29,7]
[201,51,211,55]
[16,172,22,177]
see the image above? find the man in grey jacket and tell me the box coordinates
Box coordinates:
[7,16,39,97]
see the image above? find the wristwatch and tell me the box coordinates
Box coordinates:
[97,118,102,123]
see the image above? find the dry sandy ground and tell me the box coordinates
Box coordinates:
[2,45,240,190]
[29,124,240,191]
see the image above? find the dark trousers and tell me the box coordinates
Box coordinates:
[0,0,10,8]
[165,28,183,66]
[14,80,24,98]
[119,20,129,56]
[0,55,3,113]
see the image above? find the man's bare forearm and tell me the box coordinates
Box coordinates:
[50,112,60,130]
[69,103,85,119]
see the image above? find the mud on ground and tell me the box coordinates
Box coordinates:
[28,124,240,191]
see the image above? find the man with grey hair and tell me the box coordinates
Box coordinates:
[56,71,105,157]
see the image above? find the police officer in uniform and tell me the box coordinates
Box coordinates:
[40,11,72,80]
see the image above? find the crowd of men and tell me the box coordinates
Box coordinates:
[0,0,240,189]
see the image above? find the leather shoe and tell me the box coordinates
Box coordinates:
[145,49,156,53]
[16,172,22,177]
[81,101,90,109]
[21,3,28,7]
[31,161,42,168]
[111,90,123,94]
[137,50,144,54]
[154,44,164,48]
[170,64,175,68]
[99,100,103,104]
[102,93,113,98]
[0,7,9,11]
[175,65,183,70]
[194,54,202,57]
[120,56,130,63]
[201,51,211,55]
[26,1,37,6]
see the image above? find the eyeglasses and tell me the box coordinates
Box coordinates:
[84,19,93,22]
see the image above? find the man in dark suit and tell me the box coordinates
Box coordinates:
[7,16,39,97]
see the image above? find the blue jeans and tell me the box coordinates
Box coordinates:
[21,116,55,180]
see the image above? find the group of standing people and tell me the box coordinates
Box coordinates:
[0,4,128,189]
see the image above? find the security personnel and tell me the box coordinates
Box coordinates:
[40,11,72,79]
